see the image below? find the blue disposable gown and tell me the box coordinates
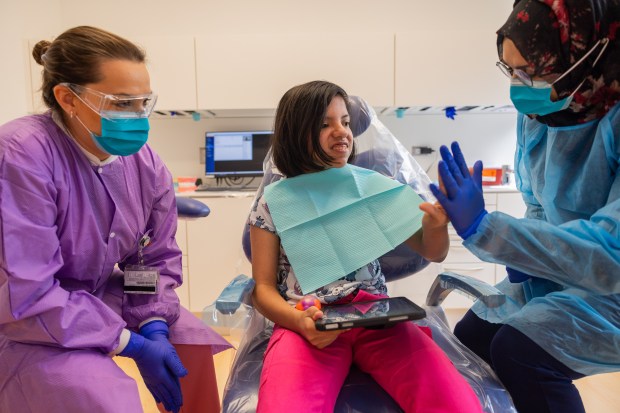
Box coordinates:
[467,102,620,376]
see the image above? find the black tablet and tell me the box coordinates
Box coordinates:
[314,296,426,331]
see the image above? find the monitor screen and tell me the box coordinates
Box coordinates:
[205,131,272,177]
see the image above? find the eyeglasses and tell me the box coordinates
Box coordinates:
[496,38,610,88]
[496,60,536,87]
[62,83,158,119]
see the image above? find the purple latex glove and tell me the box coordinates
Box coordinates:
[506,267,533,283]
[430,142,488,239]
[120,328,187,413]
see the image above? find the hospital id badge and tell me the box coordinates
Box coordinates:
[124,264,159,294]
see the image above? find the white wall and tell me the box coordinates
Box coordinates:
[147,116,275,178]
[0,0,63,124]
[2,0,518,179]
[145,112,517,182]
[381,112,517,181]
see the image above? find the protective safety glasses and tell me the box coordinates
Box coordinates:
[62,83,158,119]
[496,59,535,87]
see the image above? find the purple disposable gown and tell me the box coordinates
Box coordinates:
[0,113,230,412]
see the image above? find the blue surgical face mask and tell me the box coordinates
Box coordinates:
[509,79,573,116]
[76,111,150,156]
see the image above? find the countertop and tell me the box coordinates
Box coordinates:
[175,184,519,198]
[481,184,519,193]
[175,189,257,198]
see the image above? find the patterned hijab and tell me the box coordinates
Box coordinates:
[497,0,620,126]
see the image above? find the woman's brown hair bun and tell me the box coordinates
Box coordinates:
[32,40,52,66]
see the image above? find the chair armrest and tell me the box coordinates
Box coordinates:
[215,274,255,314]
[425,271,505,308]
[176,196,211,219]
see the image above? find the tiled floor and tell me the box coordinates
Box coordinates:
[116,311,620,412]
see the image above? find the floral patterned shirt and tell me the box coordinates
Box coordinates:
[249,194,388,305]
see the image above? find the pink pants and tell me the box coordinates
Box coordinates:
[257,305,482,412]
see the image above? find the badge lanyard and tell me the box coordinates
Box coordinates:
[124,229,160,294]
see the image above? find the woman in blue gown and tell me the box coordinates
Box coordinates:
[431,1,620,413]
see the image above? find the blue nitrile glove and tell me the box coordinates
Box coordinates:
[138,321,187,412]
[429,141,488,239]
[506,267,532,283]
[120,330,188,413]
[140,320,172,343]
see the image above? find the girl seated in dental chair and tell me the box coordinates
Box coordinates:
[249,80,483,413]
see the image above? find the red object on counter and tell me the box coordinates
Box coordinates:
[177,176,198,192]
[481,168,503,186]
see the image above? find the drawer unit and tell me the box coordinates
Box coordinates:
[175,220,190,308]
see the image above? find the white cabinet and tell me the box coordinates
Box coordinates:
[132,36,197,111]
[26,36,197,114]
[496,191,527,218]
[185,194,254,312]
[395,31,510,107]
[195,32,395,109]
[25,29,516,114]
[389,190,526,309]
[387,262,441,310]
[175,219,190,308]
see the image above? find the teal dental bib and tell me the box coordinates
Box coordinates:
[264,164,425,294]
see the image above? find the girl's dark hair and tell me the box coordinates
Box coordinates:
[271,80,356,177]
[32,26,146,112]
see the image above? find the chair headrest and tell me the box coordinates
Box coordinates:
[349,96,372,138]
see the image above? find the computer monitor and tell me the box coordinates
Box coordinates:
[205,130,272,178]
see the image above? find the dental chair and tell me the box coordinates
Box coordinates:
[208,97,517,413]
[176,196,211,219]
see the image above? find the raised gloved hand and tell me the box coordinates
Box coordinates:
[429,141,487,239]
[120,326,188,413]
[506,267,533,283]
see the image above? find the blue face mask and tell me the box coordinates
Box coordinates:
[93,113,150,156]
[509,79,572,116]
[76,111,150,156]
